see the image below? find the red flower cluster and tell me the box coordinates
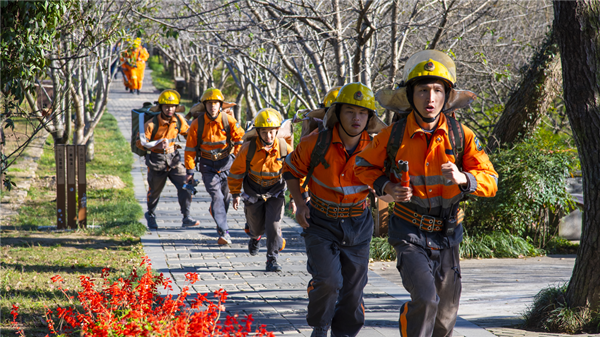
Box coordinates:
[10,256,275,337]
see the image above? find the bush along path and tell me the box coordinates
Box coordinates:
[104,68,501,337]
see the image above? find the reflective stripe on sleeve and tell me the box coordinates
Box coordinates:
[284,155,303,176]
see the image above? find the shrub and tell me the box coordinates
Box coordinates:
[148,55,165,73]
[463,129,579,248]
[10,257,274,337]
[460,230,543,259]
[523,284,600,334]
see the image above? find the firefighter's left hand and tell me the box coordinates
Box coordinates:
[441,161,468,186]
[232,197,240,210]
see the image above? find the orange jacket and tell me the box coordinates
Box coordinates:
[184,111,244,170]
[355,112,498,217]
[228,137,292,196]
[136,113,188,152]
[283,124,371,205]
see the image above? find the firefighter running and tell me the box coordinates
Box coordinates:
[137,90,200,229]
[184,88,245,245]
[354,50,498,337]
[120,37,149,95]
[284,83,386,337]
[228,108,292,272]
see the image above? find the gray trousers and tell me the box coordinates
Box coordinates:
[243,194,285,260]
[395,241,461,337]
[198,156,233,236]
[147,164,191,217]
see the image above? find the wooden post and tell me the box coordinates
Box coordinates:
[77,145,87,227]
[55,145,66,229]
[66,145,77,229]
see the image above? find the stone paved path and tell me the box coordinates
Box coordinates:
[105,68,550,337]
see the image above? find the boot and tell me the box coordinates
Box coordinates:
[145,212,158,229]
[182,216,200,227]
[266,258,282,272]
[248,237,261,256]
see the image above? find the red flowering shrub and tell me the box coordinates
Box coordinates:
[10,256,275,337]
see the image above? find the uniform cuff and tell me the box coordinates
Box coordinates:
[302,192,310,199]
[459,172,477,193]
[232,193,240,198]
[373,175,390,196]
[283,172,298,180]
[186,169,194,175]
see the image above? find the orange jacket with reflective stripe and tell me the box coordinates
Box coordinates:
[184,111,244,170]
[135,113,188,151]
[227,137,292,196]
[283,124,371,205]
[355,112,498,217]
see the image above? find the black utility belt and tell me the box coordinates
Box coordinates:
[394,203,464,236]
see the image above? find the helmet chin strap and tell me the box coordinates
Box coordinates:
[204,102,221,121]
[406,84,449,124]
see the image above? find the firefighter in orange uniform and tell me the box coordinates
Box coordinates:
[354,50,498,337]
[184,88,245,245]
[137,90,200,229]
[121,38,149,95]
[284,83,385,337]
[228,108,291,272]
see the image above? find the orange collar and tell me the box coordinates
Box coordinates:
[255,136,279,154]
[406,111,449,138]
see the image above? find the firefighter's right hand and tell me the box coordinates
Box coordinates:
[232,197,240,211]
[186,174,193,183]
[296,203,311,229]
[384,182,413,203]
[151,139,168,150]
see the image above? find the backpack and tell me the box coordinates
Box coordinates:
[384,113,465,178]
[131,103,182,157]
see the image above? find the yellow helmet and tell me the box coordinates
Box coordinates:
[333,82,376,111]
[200,88,224,103]
[254,108,282,128]
[158,89,180,105]
[403,50,456,88]
[133,38,142,48]
[322,86,342,108]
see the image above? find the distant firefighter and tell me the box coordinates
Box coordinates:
[120,37,149,95]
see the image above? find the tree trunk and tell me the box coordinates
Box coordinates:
[554,0,600,310]
[86,131,94,162]
[487,32,561,152]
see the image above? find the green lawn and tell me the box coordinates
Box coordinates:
[1,112,146,335]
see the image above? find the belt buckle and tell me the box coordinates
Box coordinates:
[420,215,436,232]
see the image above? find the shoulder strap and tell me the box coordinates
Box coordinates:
[196,112,205,150]
[245,140,257,175]
[278,137,288,159]
[446,115,465,170]
[150,115,159,141]
[384,117,407,177]
[222,111,231,146]
[302,129,332,189]
[174,114,182,133]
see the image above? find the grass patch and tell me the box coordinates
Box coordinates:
[523,284,600,334]
[0,234,143,336]
[7,112,145,236]
[544,236,579,255]
[460,231,543,259]
[368,231,544,261]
